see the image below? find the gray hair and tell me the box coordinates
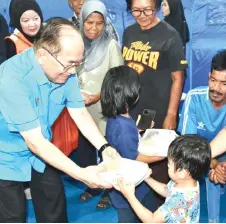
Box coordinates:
[33,17,81,54]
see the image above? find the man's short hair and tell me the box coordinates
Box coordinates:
[33,17,80,54]
[101,65,140,117]
[126,0,162,11]
[168,135,211,180]
[211,49,226,73]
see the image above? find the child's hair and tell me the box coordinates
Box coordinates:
[168,135,211,180]
[101,65,140,117]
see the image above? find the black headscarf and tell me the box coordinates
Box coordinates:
[164,0,189,45]
[9,0,43,43]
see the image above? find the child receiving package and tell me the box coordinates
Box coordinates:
[100,65,163,223]
[115,135,211,223]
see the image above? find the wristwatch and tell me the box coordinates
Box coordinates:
[98,143,111,161]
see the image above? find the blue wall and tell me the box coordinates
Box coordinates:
[0,0,135,44]
[1,0,226,94]
[183,0,226,94]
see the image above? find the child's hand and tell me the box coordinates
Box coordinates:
[144,169,152,181]
[114,177,135,199]
[150,120,155,128]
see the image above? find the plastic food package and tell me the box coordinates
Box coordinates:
[99,158,149,186]
[138,129,178,157]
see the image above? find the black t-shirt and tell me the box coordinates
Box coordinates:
[122,21,187,128]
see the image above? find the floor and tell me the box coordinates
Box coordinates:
[26,174,226,223]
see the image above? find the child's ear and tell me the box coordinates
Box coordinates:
[179,169,189,179]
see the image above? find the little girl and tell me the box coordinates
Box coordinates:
[100,65,163,223]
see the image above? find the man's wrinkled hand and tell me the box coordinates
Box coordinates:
[102,146,121,162]
[81,165,113,189]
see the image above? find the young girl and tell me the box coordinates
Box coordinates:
[100,65,163,223]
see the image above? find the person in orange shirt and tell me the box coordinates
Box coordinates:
[5,0,43,59]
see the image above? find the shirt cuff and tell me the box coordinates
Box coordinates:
[66,100,85,109]
[7,119,40,132]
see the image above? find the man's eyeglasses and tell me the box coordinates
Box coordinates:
[43,47,84,73]
[131,8,155,17]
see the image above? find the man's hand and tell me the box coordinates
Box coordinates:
[163,114,177,130]
[82,92,99,106]
[114,177,135,199]
[81,165,113,189]
[209,162,226,184]
[102,146,121,162]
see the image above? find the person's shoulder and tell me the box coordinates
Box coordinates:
[187,86,208,100]
[1,48,35,81]
[106,39,121,58]
[124,22,138,33]
[108,38,120,48]
[159,20,175,32]
[108,116,136,133]
[0,14,7,25]
[158,20,180,38]
[182,87,209,110]
[107,116,123,136]
[0,15,9,38]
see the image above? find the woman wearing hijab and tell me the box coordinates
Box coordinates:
[5,0,43,59]
[161,0,189,47]
[76,0,123,209]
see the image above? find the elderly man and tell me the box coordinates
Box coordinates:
[0,18,118,222]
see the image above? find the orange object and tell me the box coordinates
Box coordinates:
[51,108,79,156]
[5,29,32,54]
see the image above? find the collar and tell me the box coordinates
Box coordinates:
[206,87,209,100]
[28,48,50,86]
[73,12,79,20]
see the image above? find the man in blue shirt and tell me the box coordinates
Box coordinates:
[178,49,226,222]
[0,18,118,222]
[178,49,226,162]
